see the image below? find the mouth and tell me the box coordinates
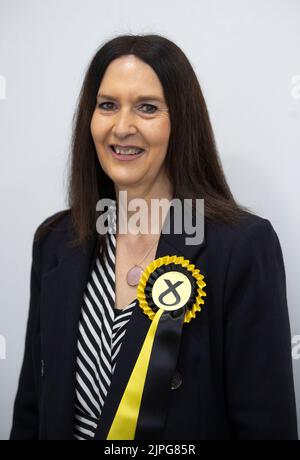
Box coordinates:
[109,145,146,161]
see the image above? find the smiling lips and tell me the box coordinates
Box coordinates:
[109,144,146,161]
[110,144,145,155]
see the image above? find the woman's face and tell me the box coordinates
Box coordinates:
[90,55,171,195]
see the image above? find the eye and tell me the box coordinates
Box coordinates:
[97,102,115,111]
[139,104,158,114]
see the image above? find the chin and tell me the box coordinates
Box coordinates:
[107,166,146,184]
[112,175,144,188]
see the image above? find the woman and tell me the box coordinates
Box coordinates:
[10,34,298,440]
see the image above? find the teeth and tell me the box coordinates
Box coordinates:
[113,146,143,155]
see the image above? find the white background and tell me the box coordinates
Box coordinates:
[0,0,299,440]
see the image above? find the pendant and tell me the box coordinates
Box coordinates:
[126,265,144,287]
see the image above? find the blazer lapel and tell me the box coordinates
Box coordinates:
[94,204,207,440]
[40,230,98,440]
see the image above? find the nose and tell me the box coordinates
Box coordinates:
[112,107,138,138]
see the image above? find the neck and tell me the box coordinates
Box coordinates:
[114,176,173,237]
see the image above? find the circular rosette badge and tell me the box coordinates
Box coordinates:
[137,255,206,323]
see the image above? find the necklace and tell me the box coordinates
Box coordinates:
[126,236,160,287]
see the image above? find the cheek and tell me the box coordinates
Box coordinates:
[90,113,106,142]
[145,117,171,148]
[90,113,97,140]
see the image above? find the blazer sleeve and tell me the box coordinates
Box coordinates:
[10,232,41,440]
[224,218,298,440]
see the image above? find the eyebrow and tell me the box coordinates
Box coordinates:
[97,93,165,103]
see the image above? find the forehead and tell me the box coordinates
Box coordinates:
[98,55,165,101]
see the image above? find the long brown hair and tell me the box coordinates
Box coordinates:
[36,34,251,250]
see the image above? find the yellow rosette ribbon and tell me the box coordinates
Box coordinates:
[106,255,206,440]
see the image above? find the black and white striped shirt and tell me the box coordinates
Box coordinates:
[73,231,137,440]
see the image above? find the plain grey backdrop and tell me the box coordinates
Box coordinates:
[0,0,299,440]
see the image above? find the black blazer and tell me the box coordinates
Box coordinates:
[10,209,298,440]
